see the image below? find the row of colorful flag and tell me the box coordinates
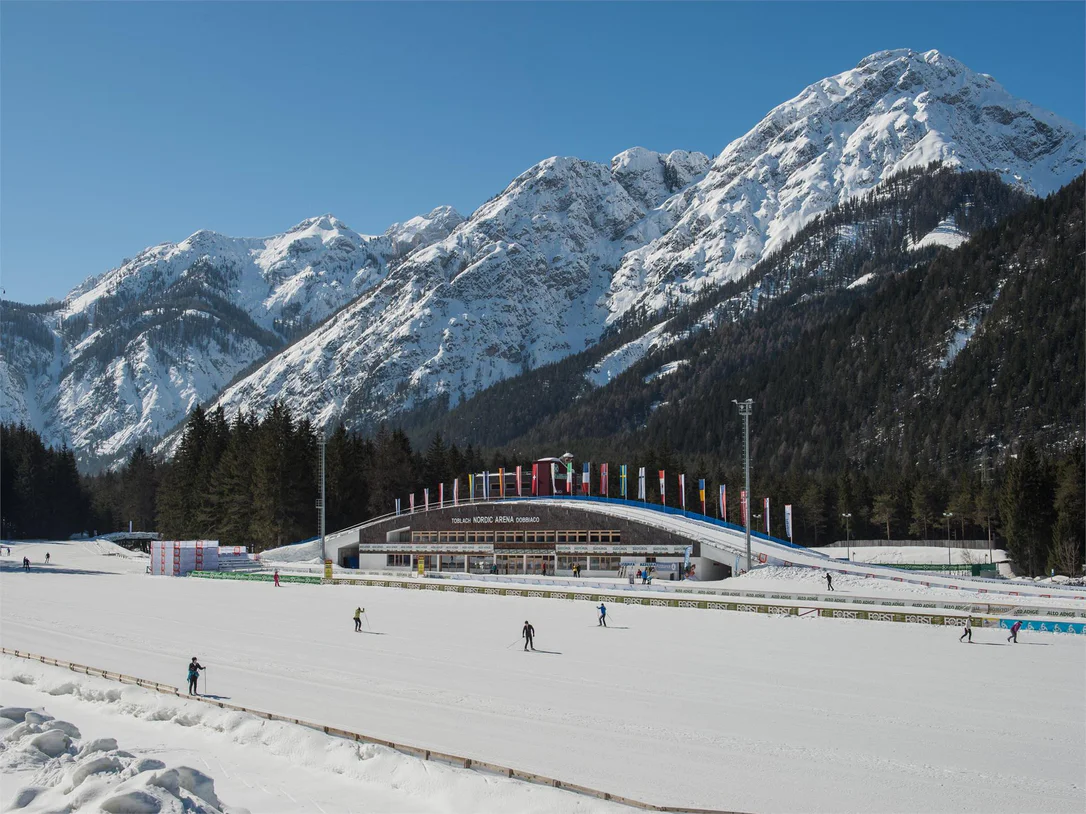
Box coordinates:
[393,464,796,540]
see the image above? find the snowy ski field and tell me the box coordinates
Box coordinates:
[2,540,1084,813]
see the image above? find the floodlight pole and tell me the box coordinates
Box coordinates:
[733,399,754,572]
[318,433,327,562]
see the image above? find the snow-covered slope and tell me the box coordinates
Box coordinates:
[607,48,1084,316]
[207,151,708,431]
[4,48,1083,462]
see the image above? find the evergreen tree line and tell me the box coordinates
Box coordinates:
[2,415,1082,577]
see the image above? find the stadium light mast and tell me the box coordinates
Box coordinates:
[841,513,852,561]
[318,433,327,562]
[733,399,754,573]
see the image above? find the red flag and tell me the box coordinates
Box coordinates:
[531,463,538,495]
[740,489,748,526]
[600,463,608,496]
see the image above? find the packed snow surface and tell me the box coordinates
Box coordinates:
[908,216,968,251]
[2,540,1083,813]
[816,545,1007,565]
[1,660,614,814]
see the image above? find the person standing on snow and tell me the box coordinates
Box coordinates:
[354,607,364,632]
[187,657,204,695]
[522,620,535,651]
[273,569,280,587]
[1007,620,1022,643]
[597,603,607,627]
[45,552,50,564]
[826,572,834,591]
[22,557,30,571]
[959,618,972,643]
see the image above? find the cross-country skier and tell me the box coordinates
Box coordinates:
[22,557,30,572]
[45,552,50,564]
[959,618,972,643]
[187,657,204,695]
[826,572,834,591]
[522,620,535,651]
[597,603,607,627]
[1007,620,1022,643]
[354,607,364,632]
[273,569,280,587]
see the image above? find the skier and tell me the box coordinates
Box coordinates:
[826,572,834,591]
[959,617,972,643]
[1007,620,1022,643]
[45,552,50,565]
[186,657,204,695]
[22,557,30,571]
[522,620,535,651]
[597,603,607,627]
[354,606,364,632]
[273,569,280,588]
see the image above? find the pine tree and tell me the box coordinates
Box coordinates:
[999,443,1056,577]
[1049,448,1085,576]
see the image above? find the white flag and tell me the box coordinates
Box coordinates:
[637,467,646,500]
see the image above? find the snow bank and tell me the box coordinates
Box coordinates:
[257,539,322,564]
[0,700,225,814]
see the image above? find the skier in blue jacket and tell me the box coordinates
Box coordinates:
[597,603,607,627]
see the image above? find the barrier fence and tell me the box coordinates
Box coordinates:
[0,648,741,814]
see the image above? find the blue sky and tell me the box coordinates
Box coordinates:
[2,1,1083,303]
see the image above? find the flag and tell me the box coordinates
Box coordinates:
[395,498,401,516]
[498,468,505,498]
[424,488,429,512]
[483,471,490,500]
[532,463,539,495]
[439,483,444,505]
[601,463,608,496]
[551,462,558,494]
[620,464,628,499]
[453,478,460,505]
[764,497,771,535]
[582,462,591,495]
[638,467,646,500]
[719,485,727,521]
[658,470,666,505]
[469,473,475,501]
[516,465,523,496]
[679,474,686,510]
[785,504,793,541]
[409,493,415,513]
[740,489,748,526]
[566,461,574,494]
[699,479,706,514]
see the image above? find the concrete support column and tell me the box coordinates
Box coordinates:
[464,555,469,573]
[522,553,527,575]
[587,555,593,573]
[436,555,441,573]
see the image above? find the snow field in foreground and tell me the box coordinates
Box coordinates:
[1,659,616,814]
[2,539,1085,813]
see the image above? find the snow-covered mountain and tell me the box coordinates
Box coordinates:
[2,48,1082,463]
[608,48,1084,316]
[1,207,464,462]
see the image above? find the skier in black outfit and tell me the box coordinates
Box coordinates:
[22,557,30,572]
[522,620,535,651]
[187,657,204,695]
[825,572,834,591]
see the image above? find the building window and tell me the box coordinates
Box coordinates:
[589,531,602,543]
[387,554,412,567]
